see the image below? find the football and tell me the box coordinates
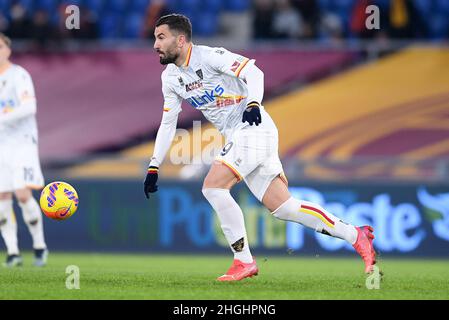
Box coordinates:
[39,181,79,220]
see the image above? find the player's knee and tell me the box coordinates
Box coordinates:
[18,197,41,224]
[202,175,222,189]
[0,210,7,226]
[0,192,13,201]
[202,187,213,200]
[16,194,31,204]
[0,199,12,226]
[203,173,237,190]
[15,189,32,204]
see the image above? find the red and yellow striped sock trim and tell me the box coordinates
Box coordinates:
[147,168,159,174]
[300,204,335,228]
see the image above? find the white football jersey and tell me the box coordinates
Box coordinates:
[160,44,263,139]
[0,64,38,145]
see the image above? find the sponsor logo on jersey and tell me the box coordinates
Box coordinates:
[230,56,246,73]
[186,84,225,108]
[0,99,15,113]
[178,77,185,86]
[216,95,246,108]
[230,61,241,73]
[185,80,203,92]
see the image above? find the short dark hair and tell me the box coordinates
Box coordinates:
[0,33,11,48]
[155,14,192,41]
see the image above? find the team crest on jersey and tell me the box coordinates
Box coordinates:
[196,69,203,80]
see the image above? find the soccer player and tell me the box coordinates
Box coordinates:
[0,33,48,267]
[144,15,376,281]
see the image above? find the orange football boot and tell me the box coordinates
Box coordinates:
[217,258,259,281]
[353,226,376,273]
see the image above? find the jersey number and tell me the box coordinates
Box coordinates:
[24,167,34,182]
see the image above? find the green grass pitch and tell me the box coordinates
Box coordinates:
[0,252,448,300]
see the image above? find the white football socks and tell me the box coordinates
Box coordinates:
[0,199,20,255]
[202,188,253,263]
[273,197,358,244]
[18,197,46,250]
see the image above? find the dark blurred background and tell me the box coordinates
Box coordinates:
[0,0,447,48]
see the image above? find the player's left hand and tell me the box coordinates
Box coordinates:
[144,166,159,198]
[242,101,261,126]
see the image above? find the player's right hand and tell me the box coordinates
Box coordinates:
[144,166,159,198]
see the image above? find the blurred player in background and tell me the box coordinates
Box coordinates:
[0,33,48,267]
[144,15,376,281]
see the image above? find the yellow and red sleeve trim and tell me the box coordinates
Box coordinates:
[147,168,159,174]
[163,107,171,112]
[246,101,260,108]
[218,160,243,182]
[299,204,335,228]
[235,58,250,78]
[183,44,193,67]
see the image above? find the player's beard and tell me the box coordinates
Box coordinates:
[159,50,179,65]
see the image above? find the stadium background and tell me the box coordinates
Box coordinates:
[1,0,449,300]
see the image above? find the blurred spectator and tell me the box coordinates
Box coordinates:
[0,13,8,33]
[5,3,33,39]
[291,0,320,38]
[0,0,447,43]
[320,12,345,43]
[351,0,372,38]
[143,0,172,39]
[272,0,304,39]
[388,0,420,38]
[76,7,99,40]
[253,0,275,39]
[30,9,58,48]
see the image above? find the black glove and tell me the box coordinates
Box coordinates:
[144,166,159,199]
[242,101,262,126]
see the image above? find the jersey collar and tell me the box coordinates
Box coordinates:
[181,43,193,69]
[0,62,12,75]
